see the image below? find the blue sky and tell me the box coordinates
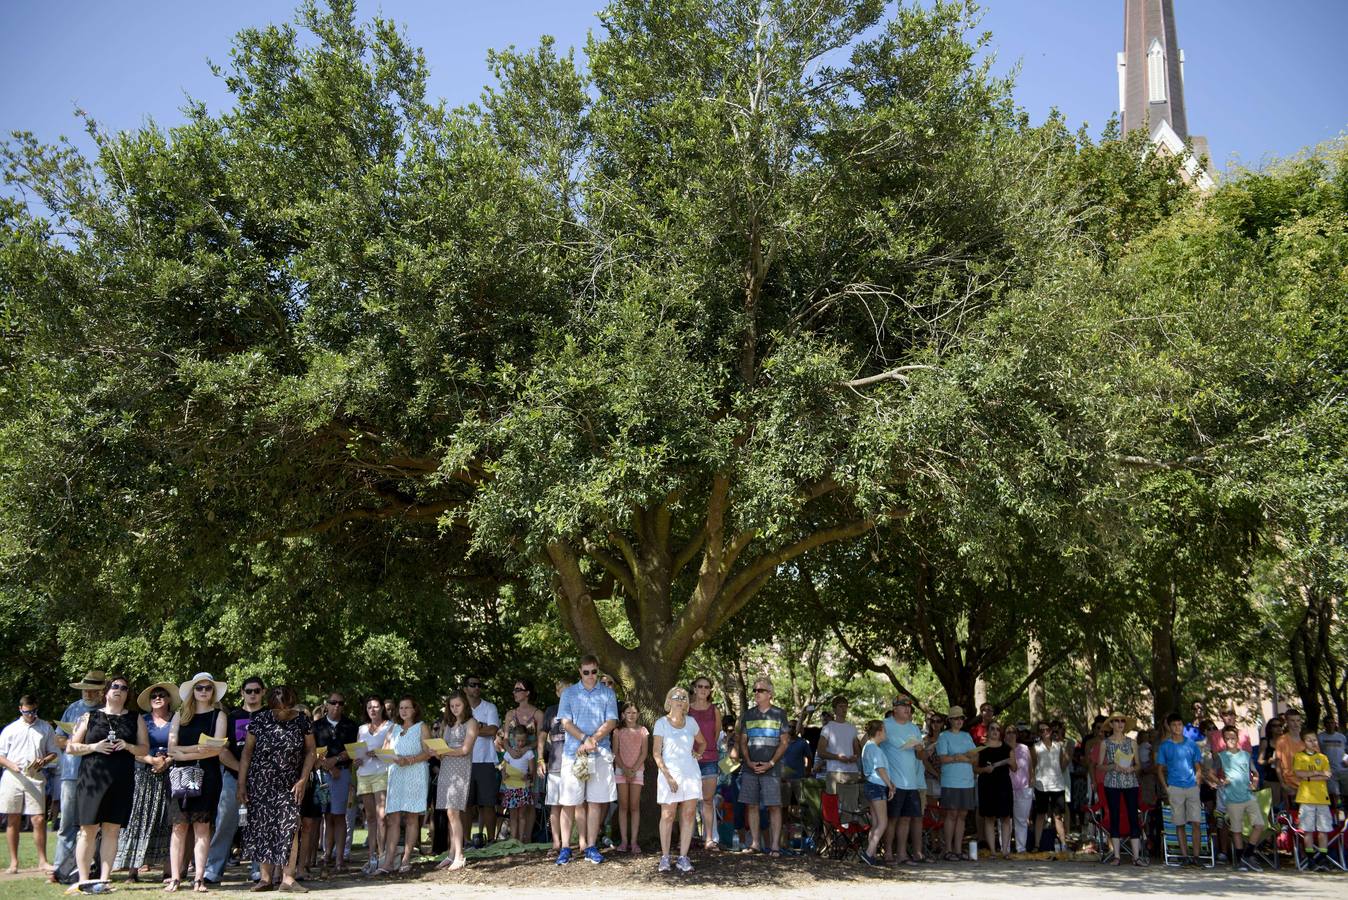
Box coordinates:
[2,1,1345,172]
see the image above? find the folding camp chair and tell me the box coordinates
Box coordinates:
[1160,803,1215,867]
[1226,788,1279,870]
[922,794,945,858]
[819,783,870,860]
[1090,796,1148,863]
[1279,806,1348,871]
[799,778,824,853]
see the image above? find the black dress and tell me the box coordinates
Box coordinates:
[76,708,139,826]
[170,709,224,825]
[241,711,311,865]
[977,743,1013,818]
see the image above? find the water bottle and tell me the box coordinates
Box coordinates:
[238,805,248,827]
[732,832,741,851]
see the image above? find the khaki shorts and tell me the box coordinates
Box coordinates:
[1225,797,1265,833]
[355,770,387,796]
[0,770,46,816]
[1167,784,1202,824]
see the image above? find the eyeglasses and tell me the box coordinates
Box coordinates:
[194,685,215,693]
[19,708,37,716]
[894,700,912,707]
[108,684,128,691]
[243,687,263,695]
[513,687,527,693]
[465,681,483,688]
[580,669,597,676]
[328,699,344,706]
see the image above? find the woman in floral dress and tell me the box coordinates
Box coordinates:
[238,685,315,891]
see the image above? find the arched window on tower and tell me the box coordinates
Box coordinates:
[1147,38,1167,103]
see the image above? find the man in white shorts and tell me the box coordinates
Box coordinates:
[0,695,60,874]
[556,655,618,865]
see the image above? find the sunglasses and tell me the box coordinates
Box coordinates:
[150,692,169,700]
[465,681,483,688]
[894,700,912,707]
[580,669,598,676]
[19,708,38,716]
[670,695,689,702]
[513,687,527,693]
[753,688,769,694]
[1110,718,1126,724]
[328,699,344,705]
[243,687,263,695]
[108,684,129,691]
[194,685,215,693]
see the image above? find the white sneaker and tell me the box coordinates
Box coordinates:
[676,856,693,872]
[657,856,671,873]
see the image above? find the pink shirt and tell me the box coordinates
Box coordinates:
[1208,729,1253,753]
[689,704,718,762]
[1009,743,1031,790]
[613,726,648,770]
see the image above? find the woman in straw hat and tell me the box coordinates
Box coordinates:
[114,682,178,882]
[1095,712,1144,866]
[166,673,228,893]
[67,673,150,891]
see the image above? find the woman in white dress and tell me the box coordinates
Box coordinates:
[354,696,392,874]
[652,686,706,873]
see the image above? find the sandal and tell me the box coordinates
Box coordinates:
[943,852,960,861]
[397,863,411,874]
[373,868,391,876]
[1133,857,1148,866]
[164,881,181,893]
[194,880,209,893]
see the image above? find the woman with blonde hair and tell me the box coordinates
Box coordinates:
[652,686,705,873]
[167,673,228,893]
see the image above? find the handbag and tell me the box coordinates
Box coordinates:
[717,754,741,776]
[169,763,204,801]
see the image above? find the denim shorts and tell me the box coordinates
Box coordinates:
[864,781,888,802]
[699,760,720,778]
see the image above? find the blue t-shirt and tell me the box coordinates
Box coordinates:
[881,718,923,790]
[782,737,810,778]
[57,699,99,780]
[861,741,889,786]
[1156,737,1203,788]
[1218,749,1253,804]
[936,730,976,789]
[557,681,618,755]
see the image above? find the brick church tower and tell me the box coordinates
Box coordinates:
[1118,0,1213,188]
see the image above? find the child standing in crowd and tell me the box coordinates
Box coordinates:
[498,730,535,844]
[858,720,894,867]
[613,702,648,853]
[1293,731,1334,870]
[1216,724,1265,871]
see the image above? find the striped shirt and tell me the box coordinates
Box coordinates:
[738,705,788,773]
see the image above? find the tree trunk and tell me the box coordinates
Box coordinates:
[1149,580,1181,720]
[1028,639,1046,723]
[544,482,873,739]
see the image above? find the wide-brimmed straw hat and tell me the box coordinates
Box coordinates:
[178,673,228,704]
[70,670,107,691]
[1104,711,1138,733]
[946,705,966,719]
[137,682,180,712]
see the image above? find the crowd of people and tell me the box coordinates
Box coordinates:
[1,664,1345,894]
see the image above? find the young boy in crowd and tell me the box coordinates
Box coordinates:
[1216,725,1265,871]
[1292,731,1334,870]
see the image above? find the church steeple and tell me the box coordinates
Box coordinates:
[1118,0,1212,187]
[1120,0,1189,141]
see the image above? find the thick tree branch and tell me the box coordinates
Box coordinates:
[581,540,637,599]
[283,498,460,537]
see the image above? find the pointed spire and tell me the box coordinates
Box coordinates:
[1120,0,1188,141]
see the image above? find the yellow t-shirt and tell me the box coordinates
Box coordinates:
[1293,751,1330,806]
